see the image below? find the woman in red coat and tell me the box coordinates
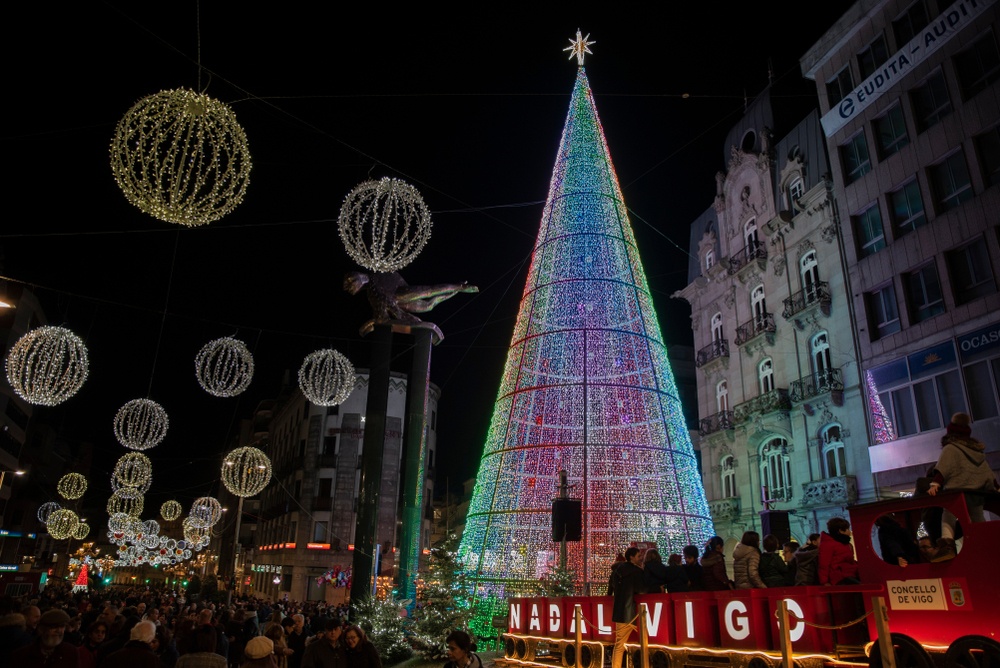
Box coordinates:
[818,517,860,585]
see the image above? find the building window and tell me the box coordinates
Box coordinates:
[430,410,437,430]
[947,238,997,305]
[759,358,775,394]
[974,126,1000,187]
[313,521,328,543]
[760,438,792,502]
[889,179,926,236]
[812,332,832,376]
[705,249,716,272]
[874,104,909,158]
[800,251,820,298]
[711,312,723,342]
[868,284,901,339]
[786,176,804,207]
[821,425,847,478]
[826,66,854,107]
[964,355,1000,421]
[929,149,973,213]
[841,132,871,184]
[716,380,729,413]
[744,218,759,252]
[721,456,737,499]
[910,69,952,132]
[317,477,333,497]
[905,263,945,323]
[854,203,885,257]
[955,30,1000,100]
[751,285,767,324]
[858,33,889,79]
[893,1,930,47]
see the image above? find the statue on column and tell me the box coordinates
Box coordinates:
[344,271,478,333]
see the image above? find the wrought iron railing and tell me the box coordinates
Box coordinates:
[695,339,729,368]
[735,313,776,345]
[790,368,844,403]
[728,243,767,274]
[733,388,791,423]
[708,497,741,522]
[699,410,735,436]
[802,476,858,506]
[782,282,831,319]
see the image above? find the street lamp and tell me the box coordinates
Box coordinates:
[0,469,25,491]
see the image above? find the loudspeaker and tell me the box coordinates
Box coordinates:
[552,499,582,542]
[760,510,791,544]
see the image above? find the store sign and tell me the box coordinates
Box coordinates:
[306,543,330,550]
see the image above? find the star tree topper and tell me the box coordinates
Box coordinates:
[564,29,595,65]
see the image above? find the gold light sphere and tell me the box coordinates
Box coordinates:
[72,522,91,541]
[114,398,169,450]
[337,177,432,273]
[160,500,182,521]
[110,89,252,227]
[188,496,222,528]
[47,509,80,540]
[5,326,89,406]
[107,490,144,517]
[57,473,88,500]
[195,337,254,397]
[298,349,356,407]
[112,452,152,491]
[221,446,271,498]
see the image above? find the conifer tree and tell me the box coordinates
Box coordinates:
[355,596,412,664]
[410,534,473,659]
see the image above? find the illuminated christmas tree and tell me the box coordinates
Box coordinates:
[74,563,89,592]
[458,59,713,637]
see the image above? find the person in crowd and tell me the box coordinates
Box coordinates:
[303,623,326,649]
[701,536,733,590]
[10,608,80,668]
[781,542,800,586]
[176,625,227,668]
[917,536,938,562]
[875,515,920,567]
[758,534,788,587]
[242,636,277,668]
[65,613,84,646]
[226,609,246,668]
[199,608,229,660]
[301,618,344,668]
[264,622,292,668]
[102,620,160,668]
[262,611,284,637]
[442,630,481,668]
[24,604,42,636]
[682,545,705,591]
[793,534,821,585]
[287,614,308,668]
[151,624,179,668]
[662,554,690,593]
[819,517,860,585]
[0,596,34,662]
[642,548,670,592]
[733,531,767,589]
[343,625,381,668]
[608,546,646,668]
[77,621,108,668]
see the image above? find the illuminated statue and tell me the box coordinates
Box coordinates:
[344,271,478,330]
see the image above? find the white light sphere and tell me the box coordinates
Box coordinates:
[114,399,169,450]
[72,522,91,541]
[47,509,80,540]
[110,88,252,227]
[195,337,254,397]
[142,519,160,535]
[298,349,356,407]
[160,500,182,521]
[107,491,144,517]
[57,473,88,500]
[112,452,152,490]
[222,446,272,498]
[107,512,132,533]
[188,496,222,528]
[37,501,61,524]
[5,326,89,406]
[337,177,432,272]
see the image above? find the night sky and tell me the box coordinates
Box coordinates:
[2,4,850,521]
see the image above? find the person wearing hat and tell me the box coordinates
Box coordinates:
[242,635,277,668]
[300,618,345,668]
[10,608,81,668]
[101,620,160,668]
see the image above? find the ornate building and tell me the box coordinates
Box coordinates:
[675,91,876,549]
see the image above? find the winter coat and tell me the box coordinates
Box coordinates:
[758,552,788,588]
[933,435,999,493]
[732,543,766,589]
[609,561,647,623]
[683,563,705,591]
[345,639,381,668]
[793,545,819,585]
[818,532,858,585]
[700,551,732,591]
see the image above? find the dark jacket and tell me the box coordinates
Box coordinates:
[301,640,345,668]
[758,552,788,588]
[10,640,82,668]
[700,551,732,591]
[345,639,381,668]
[793,544,819,586]
[683,562,705,591]
[608,561,646,623]
[97,640,160,668]
[642,560,670,592]
[442,654,483,668]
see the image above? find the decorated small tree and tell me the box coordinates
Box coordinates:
[73,564,89,592]
[410,534,473,659]
[533,565,577,597]
[355,596,412,664]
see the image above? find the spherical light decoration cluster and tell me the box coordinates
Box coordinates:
[5,326,90,406]
[222,446,272,498]
[188,496,222,528]
[112,453,152,491]
[72,522,91,541]
[298,349,356,407]
[37,501,61,524]
[57,473,88,500]
[114,399,169,450]
[110,88,252,227]
[47,509,80,540]
[160,500,182,521]
[107,490,144,517]
[337,177,432,273]
[195,337,254,397]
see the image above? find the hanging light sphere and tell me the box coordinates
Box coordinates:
[221,446,272,498]
[107,490,144,517]
[56,473,88,501]
[188,496,222,528]
[114,399,169,450]
[112,452,153,490]
[142,519,160,536]
[72,522,91,541]
[110,88,252,227]
[37,501,62,524]
[5,326,90,406]
[195,337,254,397]
[337,177,432,273]
[47,509,80,540]
[298,349,356,407]
[160,500,182,521]
[107,512,132,533]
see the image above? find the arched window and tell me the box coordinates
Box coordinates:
[751,285,767,326]
[812,331,832,378]
[711,312,724,342]
[787,176,804,207]
[759,358,774,394]
[705,249,716,272]
[745,218,759,252]
[760,437,792,501]
[721,455,737,498]
[800,251,820,300]
[822,424,847,478]
[716,380,729,412]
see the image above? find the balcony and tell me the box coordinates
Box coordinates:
[708,497,741,522]
[728,243,767,275]
[733,388,791,423]
[695,339,729,368]
[801,476,858,507]
[782,282,831,319]
[790,368,844,403]
[699,410,735,436]
[734,313,776,346]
